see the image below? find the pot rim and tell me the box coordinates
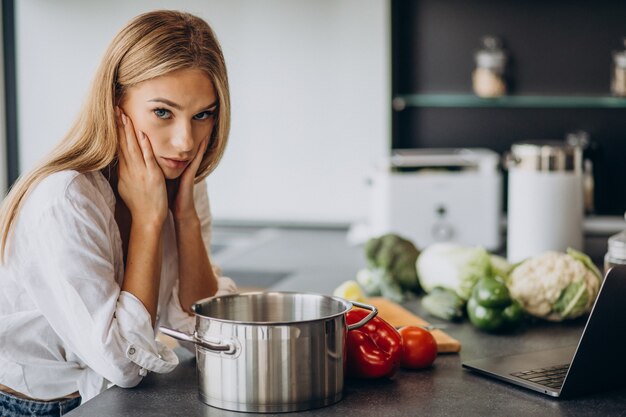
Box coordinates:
[191,291,355,326]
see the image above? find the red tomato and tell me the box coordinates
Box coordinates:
[398,326,438,369]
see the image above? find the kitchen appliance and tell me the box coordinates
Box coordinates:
[159,292,377,413]
[367,148,502,250]
[506,140,584,263]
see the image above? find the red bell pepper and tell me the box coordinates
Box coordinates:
[345,308,402,379]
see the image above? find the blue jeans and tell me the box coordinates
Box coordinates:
[0,390,81,417]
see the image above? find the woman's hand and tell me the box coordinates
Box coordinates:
[170,137,216,313]
[172,137,209,222]
[117,111,168,226]
[116,110,167,324]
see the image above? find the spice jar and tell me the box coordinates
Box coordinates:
[604,213,626,273]
[611,38,626,97]
[472,36,507,98]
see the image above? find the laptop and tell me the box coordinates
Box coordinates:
[462,265,626,398]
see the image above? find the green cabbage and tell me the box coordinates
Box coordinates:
[416,243,493,300]
[490,254,513,282]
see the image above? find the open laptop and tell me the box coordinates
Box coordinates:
[462,265,626,398]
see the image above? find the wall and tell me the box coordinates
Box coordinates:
[15,0,390,225]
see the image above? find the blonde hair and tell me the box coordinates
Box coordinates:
[0,10,230,262]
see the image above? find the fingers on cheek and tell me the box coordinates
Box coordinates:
[121,113,130,129]
[200,138,209,156]
[141,133,154,155]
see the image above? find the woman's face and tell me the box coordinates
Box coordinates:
[120,68,217,180]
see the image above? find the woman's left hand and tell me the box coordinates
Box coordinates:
[172,137,209,222]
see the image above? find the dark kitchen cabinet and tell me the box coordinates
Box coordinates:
[391,0,626,215]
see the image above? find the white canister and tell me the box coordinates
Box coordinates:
[506,141,584,263]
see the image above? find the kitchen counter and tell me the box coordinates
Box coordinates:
[66,227,626,416]
[66,302,626,417]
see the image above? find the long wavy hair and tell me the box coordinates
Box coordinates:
[0,10,230,262]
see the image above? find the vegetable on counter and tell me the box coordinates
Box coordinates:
[421,287,465,322]
[356,233,421,302]
[333,280,366,302]
[356,267,405,303]
[397,326,438,369]
[466,276,524,332]
[345,308,402,379]
[490,253,514,280]
[507,248,602,321]
[417,243,496,301]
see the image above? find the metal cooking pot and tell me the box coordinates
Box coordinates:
[159,291,377,413]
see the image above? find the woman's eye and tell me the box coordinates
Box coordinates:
[193,110,215,121]
[153,108,172,119]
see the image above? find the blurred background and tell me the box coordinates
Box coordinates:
[1,0,388,226]
[0,0,624,259]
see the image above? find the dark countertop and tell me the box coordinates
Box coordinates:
[65,228,626,416]
[66,298,626,417]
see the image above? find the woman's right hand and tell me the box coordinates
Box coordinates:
[117,110,168,226]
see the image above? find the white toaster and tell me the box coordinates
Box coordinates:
[367,148,502,250]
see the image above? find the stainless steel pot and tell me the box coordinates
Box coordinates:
[159,291,377,413]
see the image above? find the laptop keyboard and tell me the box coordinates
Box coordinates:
[510,364,569,389]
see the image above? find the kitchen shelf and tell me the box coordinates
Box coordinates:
[392,94,626,110]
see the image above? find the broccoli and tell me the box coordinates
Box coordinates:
[363,233,421,292]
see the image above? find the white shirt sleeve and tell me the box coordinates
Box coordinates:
[20,193,177,389]
[162,180,237,334]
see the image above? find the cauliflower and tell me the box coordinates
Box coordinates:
[508,249,602,321]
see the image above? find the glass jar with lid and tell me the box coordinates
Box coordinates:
[611,38,626,96]
[472,36,507,98]
[604,212,626,273]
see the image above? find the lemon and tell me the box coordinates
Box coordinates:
[333,280,366,302]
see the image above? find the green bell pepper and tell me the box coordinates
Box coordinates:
[467,276,523,332]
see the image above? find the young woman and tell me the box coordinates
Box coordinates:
[0,10,237,415]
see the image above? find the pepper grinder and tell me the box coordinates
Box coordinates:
[612,38,626,96]
[473,36,507,98]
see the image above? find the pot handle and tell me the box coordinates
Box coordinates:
[159,326,236,355]
[347,301,378,330]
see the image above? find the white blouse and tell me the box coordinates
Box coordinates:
[0,170,236,401]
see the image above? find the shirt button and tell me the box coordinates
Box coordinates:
[128,347,136,355]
